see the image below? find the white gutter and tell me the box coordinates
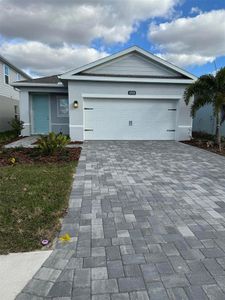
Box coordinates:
[11,82,64,87]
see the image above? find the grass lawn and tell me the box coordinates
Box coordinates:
[0,162,76,254]
[0,130,17,147]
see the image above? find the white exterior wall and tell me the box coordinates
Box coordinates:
[0,60,27,99]
[68,80,192,141]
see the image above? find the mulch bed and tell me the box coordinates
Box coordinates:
[69,141,83,145]
[0,147,81,167]
[183,140,225,156]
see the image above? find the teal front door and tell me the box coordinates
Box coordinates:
[32,95,49,134]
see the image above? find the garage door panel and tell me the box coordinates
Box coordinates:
[84,99,177,140]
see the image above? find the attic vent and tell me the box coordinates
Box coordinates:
[168,109,176,111]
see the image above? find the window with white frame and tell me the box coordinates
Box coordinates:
[16,73,21,81]
[4,64,9,84]
[14,105,19,119]
[57,97,69,117]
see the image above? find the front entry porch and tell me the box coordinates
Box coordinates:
[31,93,69,136]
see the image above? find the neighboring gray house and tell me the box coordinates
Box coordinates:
[193,104,225,136]
[0,55,31,131]
[12,46,197,141]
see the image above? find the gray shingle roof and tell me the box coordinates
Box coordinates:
[18,74,60,84]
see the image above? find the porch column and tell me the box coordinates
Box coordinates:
[20,90,31,136]
[68,82,84,141]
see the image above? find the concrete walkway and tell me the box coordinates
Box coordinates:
[5,136,82,148]
[0,250,52,300]
[4,136,38,148]
[17,141,225,299]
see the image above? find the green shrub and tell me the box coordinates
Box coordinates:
[37,132,70,155]
[9,118,24,136]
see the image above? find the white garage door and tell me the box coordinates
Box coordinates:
[84,99,177,140]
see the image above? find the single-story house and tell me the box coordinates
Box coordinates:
[12,46,197,141]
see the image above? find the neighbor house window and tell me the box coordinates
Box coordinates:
[4,64,9,84]
[16,73,21,81]
[57,97,69,117]
[14,105,19,119]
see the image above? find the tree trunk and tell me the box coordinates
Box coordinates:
[216,112,222,152]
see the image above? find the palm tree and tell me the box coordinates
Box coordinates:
[184,67,225,151]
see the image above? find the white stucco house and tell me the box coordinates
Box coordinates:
[0,55,31,131]
[12,46,197,141]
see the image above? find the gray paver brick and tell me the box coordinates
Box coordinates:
[140,264,160,282]
[23,279,54,297]
[125,264,142,278]
[106,246,121,260]
[146,282,169,300]
[122,254,145,265]
[111,293,130,300]
[130,291,150,300]
[74,269,91,288]
[47,281,73,297]
[203,284,225,299]
[92,279,118,294]
[34,267,61,282]
[118,277,145,292]
[161,274,189,288]
[83,256,106,268]
[186,270,215,286]
[91,267,108,280]
[201,247,225,258]
[107,260,124,278]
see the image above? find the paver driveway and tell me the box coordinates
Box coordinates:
[17,141,225,299]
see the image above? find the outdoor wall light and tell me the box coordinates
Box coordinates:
[73,100,79,109]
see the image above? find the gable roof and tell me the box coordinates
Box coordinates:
[0,54,31,80]
[59,46,197,81]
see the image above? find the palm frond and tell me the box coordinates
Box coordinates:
[190,97,210,117]
[216,67,225,92]
[184,74,216,105]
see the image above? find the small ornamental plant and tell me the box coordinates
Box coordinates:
[37,132,70,155]
[9,118,24,136]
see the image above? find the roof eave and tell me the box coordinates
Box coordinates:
[60,75,195,84]
[0,55,31,80]
[11,82,64,88]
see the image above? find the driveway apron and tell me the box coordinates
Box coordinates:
[17,141,225,299]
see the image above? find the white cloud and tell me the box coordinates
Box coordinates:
[0,42,108,77]
[157,53,215,67]
[0,0,180,45]
[190,7,202,15]
[149,9,225,67]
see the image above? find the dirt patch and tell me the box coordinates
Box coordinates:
[183,140,225,157]
[69,141,83,145]
[0,147,81,167]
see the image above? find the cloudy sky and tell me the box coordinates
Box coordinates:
[0,0,225,77]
